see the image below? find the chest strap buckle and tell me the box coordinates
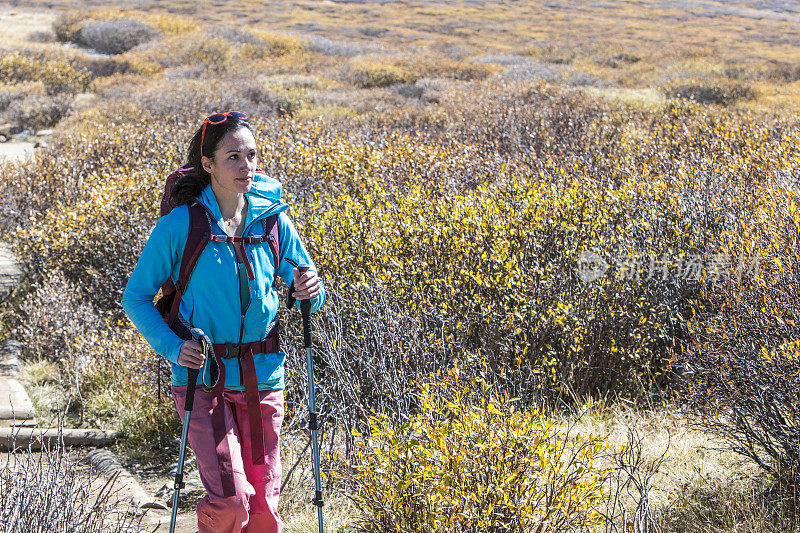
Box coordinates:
[224,343,241,359]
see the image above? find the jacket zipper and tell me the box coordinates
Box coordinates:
[233,242,247,387]
[198,199,280,384]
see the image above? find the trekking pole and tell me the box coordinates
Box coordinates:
[286,259,325,533]
[169,328,208,533]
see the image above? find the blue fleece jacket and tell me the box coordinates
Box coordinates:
[121,173,324,390]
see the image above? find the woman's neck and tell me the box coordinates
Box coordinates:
[212,185,247,221]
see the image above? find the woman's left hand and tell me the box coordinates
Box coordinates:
[292,268,321,300]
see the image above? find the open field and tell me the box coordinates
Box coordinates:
[8,0,800,59]
[5,0,800,113]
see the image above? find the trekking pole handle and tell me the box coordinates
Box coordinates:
[285,259,313,346]
[185,368,199,412]
[297,266,313,348]
[187,328,209,412]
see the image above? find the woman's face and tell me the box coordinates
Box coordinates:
[202,127,258,197]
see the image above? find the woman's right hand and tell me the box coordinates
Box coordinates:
[178,339,206,369]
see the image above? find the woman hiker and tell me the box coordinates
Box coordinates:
[121,111,324,532]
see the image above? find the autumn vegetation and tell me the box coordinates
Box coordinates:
[2,1,800,530]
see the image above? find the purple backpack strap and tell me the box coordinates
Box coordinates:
[166,202,211,337]
[262,213,281,286]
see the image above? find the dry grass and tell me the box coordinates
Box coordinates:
[3,0,798,62]
[571,402,748,500]
[281,491,356,533]
[567,401,794,532]
[5,2,800,111]
[0,8,57,49]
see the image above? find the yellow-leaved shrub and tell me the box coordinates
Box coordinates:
[333,378,610,532]
[0,51,92,95]
[350,59,418,88]
[674,177,800,499]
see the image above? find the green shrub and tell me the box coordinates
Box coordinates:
[14,270,99,365]
[766,62,800,83]
[0,52,38,84]
[298,139,700,403]
[189,37,235,71]
[52,10,85,44]
[243,31,305,58]
[333,379,610,532]
[351,60,418,88]
[140,13,198,36]
[395,55,495,82]
[5,94,72,132]
[598,52,641,68]
[80,19,161,55]
[0,51,92,95]
[15,161,166,310]
[663,78,756,106]
[118,390,182,458]
[82,57,132,78]
[0,82,38,113]
[675,185,800,509]
[4,78,799,460]
[28,29,57,43]
[11,266,175,438]
[524,44,578,65]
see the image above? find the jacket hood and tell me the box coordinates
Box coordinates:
[197,172,289,233]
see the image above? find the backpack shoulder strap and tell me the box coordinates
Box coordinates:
[167,202,211,326]
[262,213,281,286]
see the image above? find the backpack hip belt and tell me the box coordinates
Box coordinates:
[217,328,279,359]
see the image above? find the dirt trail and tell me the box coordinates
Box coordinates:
[0,142,36,163]
[0,7,55,165]
[0,7,57,48]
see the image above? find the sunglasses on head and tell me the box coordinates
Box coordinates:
[200,111,248,160]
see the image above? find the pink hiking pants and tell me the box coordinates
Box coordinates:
[172,385,284,533]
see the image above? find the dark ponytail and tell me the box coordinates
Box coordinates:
[170,113,255,207]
